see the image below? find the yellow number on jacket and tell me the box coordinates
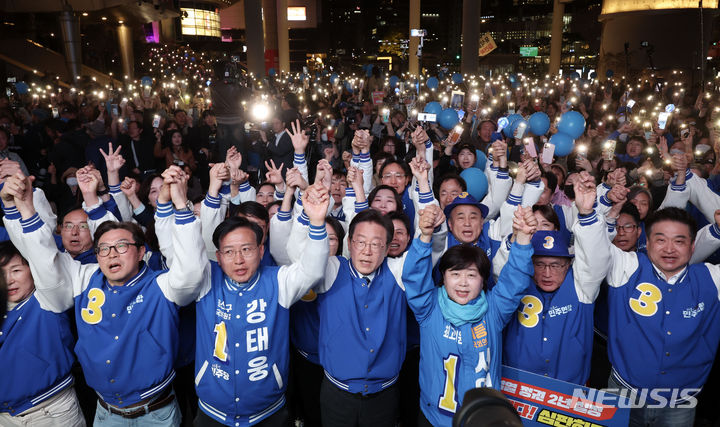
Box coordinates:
[438,354,459,413]
[518,295,543,328]
[629,283,662,317]
[213,322,228,362]
[81,288,106,324]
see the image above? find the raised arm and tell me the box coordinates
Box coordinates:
[2,173,96,312]
[155,166,210,306]
[101,142,133,221]
[277,183,330,308]
[202,163,231,259]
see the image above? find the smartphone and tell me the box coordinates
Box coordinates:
[681,128,690,139]
[457,110,466,120]
[603,140,617,161]
[417,113,437,122]
[627,99,636,109]
[618,114,626,124]
[469,94,479,111]
[111,104,118,117]
[658,112,670,130]
[507,103,515,115]
[644,131,652,140]
[152,115,161,128]
[514,121,528,139]
[523,137,537,158]
[541,143,555,164]
[382,108,390,123]
[576,144,587,159]
[52,107,59,119]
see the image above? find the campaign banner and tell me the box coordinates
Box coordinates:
[478,33,497,56]
[500,366,630,426]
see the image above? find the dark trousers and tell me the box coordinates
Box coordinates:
[289,350,323,427]
[194,404,290,427]
[417,410,434,427]
[320,376,399,427]
[174,363,199,426]
[399,347,421,427]
[588,332,611,390]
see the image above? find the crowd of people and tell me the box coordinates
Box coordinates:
[3,52,720,427]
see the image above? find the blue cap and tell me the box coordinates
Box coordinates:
[443,192,489,219]
[531,230,573,258]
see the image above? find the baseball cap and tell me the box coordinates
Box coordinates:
[531,230,573,258]
[443,192,489,219]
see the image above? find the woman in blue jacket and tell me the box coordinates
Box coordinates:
[402,204,537,427]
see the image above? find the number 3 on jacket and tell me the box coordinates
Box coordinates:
[518,295,543,328]
[81,288,106,324]
[629,283,662,317]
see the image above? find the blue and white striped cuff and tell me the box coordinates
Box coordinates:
[298,211,310,226]
[174,209,195,225]
[527,180,541,188]
[219,184,230,196]
[356,152,371,163]
[296,191,304,206]
[21,213,43,233]
[684,169,693,181]
[204,194,221,209]
[345,187,355,198]
[239,181,252,193]
[497,170,509,180]
[2,205,20,220]
[711,223,720,240]
[276,210,292,222]
[669,182,687,192]
[308,224,327,240]
[507,194,522,206]
[600,183,611,192]
[85,204,107,221]
[275,190,285,200]
[294,153,306,165]
[109,184,122,194]
[156,202,174,218]
[355,201,369,212]
[424,139,432,149]
[599,195,612,207]
[418,191,434,204]
[578,211,598,226]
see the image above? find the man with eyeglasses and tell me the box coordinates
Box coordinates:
[58,208,96,264]
[0,166,207,426]
[312,207,442,427]
[502,172,607,385]
[192,182,330,426]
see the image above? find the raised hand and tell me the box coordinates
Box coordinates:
[264,159,284,186]
[302,183,330,226]
[409,156,430,184]
[411,126,430,148]
[287,119,309,154]
[512,205,538,245]
[76,168,99,197]
[574,171,597,215]
[524,159,541,182]
[120,177,139,198]
[315,159,333,188]
[491,139,508,164]
[418,205,442,241]
[161,165,188,209]
[208,162,230,197]
[225,146,242,171]
[671,152,688,173]
[0,159,22,183]
[100,142,125,175]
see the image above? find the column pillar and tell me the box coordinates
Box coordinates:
[460,0,479,75]
[59,10,82,81]
[244,0,266,79]
[408,0,420,75]
[277,0,290,73]
[117,23,134,79]
[549,0,565,76]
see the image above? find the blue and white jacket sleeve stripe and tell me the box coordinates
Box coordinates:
[308,224,328,241]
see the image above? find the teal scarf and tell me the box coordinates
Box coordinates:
[438,286,488,327]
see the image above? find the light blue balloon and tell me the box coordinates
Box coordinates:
[474,150,487,170]
[389,75,399,87]
[426,77,439,89]
[557,111,586,139]
[14,82,28,94]
[549,132,575,157]
[366,67,373,77]
[424,101,442,116]
[452,73,463,84]
[528,112,551,136]
[460,167,489,201]
[568,71,580,80]
[503,114,522,138]
[438,108,460,130]
[140,76,153,87]
[345,81,353,93]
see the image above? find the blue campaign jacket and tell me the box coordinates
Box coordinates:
[318,257,407,394]
[403,238,533,426]
[503,268,595,385]
[195,262,289,426]
[73,265,179,407]
[608,255,720,402]
[0,295,75,415]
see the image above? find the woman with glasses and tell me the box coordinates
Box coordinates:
[500,173,608,386]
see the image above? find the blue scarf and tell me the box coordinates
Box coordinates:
[438,286,488,327]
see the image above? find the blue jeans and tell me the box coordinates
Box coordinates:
[93,393,181,427]
[607,374,695,427]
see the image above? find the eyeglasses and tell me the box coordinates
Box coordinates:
[616,224,638,233]
[95,241,142,257]
[351,239,386,252]
[382,172,406,180]
[219,246,259,260]
[533,261,569,272]
[62,223,89,231]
